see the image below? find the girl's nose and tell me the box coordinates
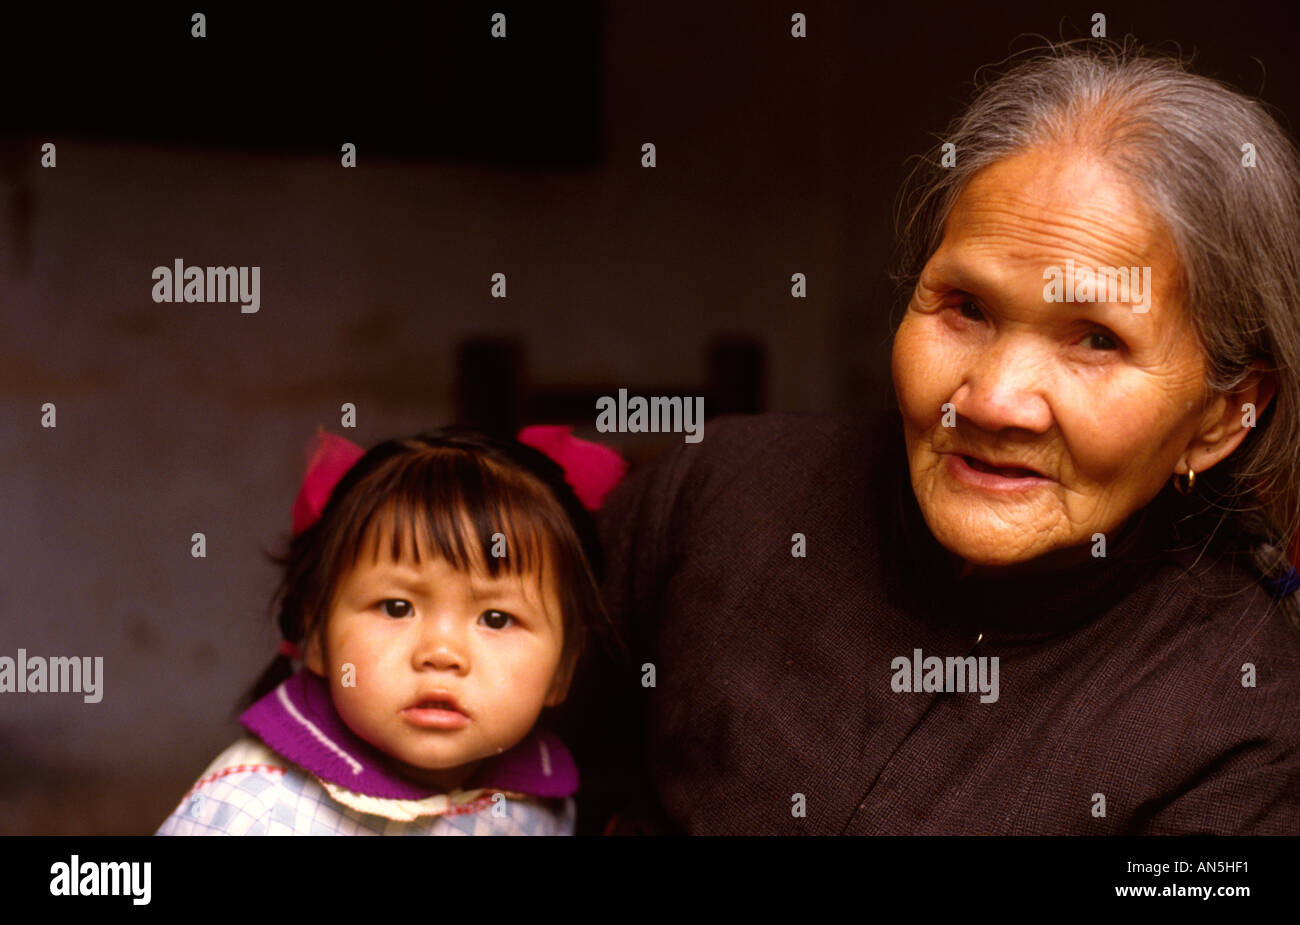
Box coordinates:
[420,645,465,672]
[414,616,469,672]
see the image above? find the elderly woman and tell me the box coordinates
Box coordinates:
[585,40,1300,835]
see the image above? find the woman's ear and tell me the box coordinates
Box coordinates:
[1188,363,1278,474]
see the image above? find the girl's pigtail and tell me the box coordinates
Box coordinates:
[234,531,315,716]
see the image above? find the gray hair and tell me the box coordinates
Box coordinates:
[892,37,1300,630]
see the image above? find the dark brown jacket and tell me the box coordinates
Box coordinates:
[579,410,1300,835]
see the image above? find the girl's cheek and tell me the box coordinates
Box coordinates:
[488,639,555,688]
[326,620,384,679]
[332,614,384,650]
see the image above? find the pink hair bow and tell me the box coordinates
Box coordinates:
[516,424,629,512]
[291,429,367,538]
[290,425,627,538]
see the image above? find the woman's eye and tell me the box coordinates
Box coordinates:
[1083,330,1121,351]
[380,599,412,618]
[479,609,514,630]
[952,298,1120,353]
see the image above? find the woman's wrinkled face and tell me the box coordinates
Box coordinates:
[892,147,1217,573]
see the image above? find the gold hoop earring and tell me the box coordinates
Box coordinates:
[1173,468,1196,494]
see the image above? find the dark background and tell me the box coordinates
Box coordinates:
[1,1,1296,833]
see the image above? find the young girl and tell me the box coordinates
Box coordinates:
[157,424,625,835]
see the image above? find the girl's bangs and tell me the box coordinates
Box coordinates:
[348,450,557,581]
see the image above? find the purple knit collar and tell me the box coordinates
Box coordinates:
[239,669,578,801]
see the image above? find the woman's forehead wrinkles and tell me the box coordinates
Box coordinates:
[926,251,1013,297]
[948,196,1156,272]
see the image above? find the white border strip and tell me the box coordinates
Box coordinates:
[278,684,364,776]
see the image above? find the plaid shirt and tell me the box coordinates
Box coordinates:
[157,737,576,836]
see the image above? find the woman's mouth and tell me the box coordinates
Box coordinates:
[962,456,1041,478]
[946,453,1049,491]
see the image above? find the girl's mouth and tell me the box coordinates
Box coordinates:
[419,699,459,712]
[402,701,471,730]
[404,690,468,715]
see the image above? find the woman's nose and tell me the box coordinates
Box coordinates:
[949,337,1053,434]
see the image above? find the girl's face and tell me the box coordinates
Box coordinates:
[305,511,572,791]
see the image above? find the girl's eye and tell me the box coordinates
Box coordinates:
[381,599,412,618]
[479,609,514,630]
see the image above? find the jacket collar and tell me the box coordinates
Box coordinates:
[239,669,578,801]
